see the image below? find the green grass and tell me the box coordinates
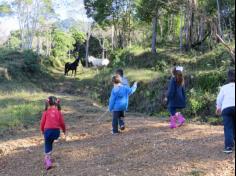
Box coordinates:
[185,169,206,176]
[125,69,163,83]
[0,91,48,134]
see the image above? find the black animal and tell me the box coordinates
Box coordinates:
[64,57,80,76]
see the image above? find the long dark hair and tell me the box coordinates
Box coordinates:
[45,96,61,111]
[172,67,184,86]
[176,70,185,86]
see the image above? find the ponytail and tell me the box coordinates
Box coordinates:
[44,96,62,111]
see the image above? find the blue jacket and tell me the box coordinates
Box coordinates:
[109,84,137,112]
[167,77,186,108]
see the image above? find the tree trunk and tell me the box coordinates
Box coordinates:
[151,16,158,54]
[199,16,205,50]
[158,19,163,40]
[85,25,92,67]
[216,0,223,38]
[111,25,114,51]
[102,38,105,59]
[179,8,184,51]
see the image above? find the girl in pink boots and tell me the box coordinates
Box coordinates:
[40,96,66,170]
[167,66,186,129]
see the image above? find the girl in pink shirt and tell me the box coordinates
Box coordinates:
[40,96,66,170]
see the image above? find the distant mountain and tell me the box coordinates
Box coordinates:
[56,17,91,33]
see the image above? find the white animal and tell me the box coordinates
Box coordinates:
[88,56,110,67]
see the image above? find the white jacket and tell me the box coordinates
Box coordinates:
[216,83,235,111]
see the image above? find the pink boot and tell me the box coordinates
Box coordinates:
[44,155,52,170]
[176,113,185,127]
[169,116,177,129]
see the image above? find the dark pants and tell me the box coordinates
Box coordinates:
[168,107,185,116]
[222,107,235,149]
[112,111,125,133]
[44,129,60,154]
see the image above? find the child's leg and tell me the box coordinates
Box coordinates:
[168,107,177,129]
[44,129,60,154]
[168,107,176,116]
[44,129,60,169]
[112,112,119,134]
[222,108,235,150]
[176,112,185,126]
[119,111,125,130]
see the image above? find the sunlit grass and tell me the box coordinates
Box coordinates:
[0,91,49,134]
[125,69,163,82]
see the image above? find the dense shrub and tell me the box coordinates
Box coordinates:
[22,50,41,74]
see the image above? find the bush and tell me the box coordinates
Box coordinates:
[22,50,41,74]
[185,89,216,121]
[194,71,226,92]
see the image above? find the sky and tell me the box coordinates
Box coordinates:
[0,0,91,39]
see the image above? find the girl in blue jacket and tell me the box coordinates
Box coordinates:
[109,74,138,134]
[167,66,186,129]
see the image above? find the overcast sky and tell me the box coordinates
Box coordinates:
[0,0,91,38]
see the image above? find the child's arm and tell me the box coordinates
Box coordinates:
[216,87,224,115]
[167,79,176,100]
[182,86,186,102]
[59,111,66,134]
[40,112,46,133]
[109,90,116,112]
[127,82,138,95]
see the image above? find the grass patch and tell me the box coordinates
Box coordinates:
[0,91,48,134]
[185,169,206,176]
[125,69,163,83]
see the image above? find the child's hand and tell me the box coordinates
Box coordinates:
[216,108,222,116]
[61,132,67,142]
[134,82,138,87]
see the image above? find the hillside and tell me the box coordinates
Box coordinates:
[0,47,235,176]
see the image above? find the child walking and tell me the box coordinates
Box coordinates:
[109,74,138,134]
[40,96,66,170]
[216,69,235,154]
[167,66,186,129]
[115,68,130,125]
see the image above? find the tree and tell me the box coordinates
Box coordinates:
[0,2,13,16]
[5,30,21,49]
[51,29,75,58]
[70,27,86,58]
[135,0,183,54]
[9,0,54,50]
[84,0,135,48]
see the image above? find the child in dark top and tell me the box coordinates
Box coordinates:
[167,66,186,129]
[109,74,138,134]
[116,68,130,86]
[115,68,130,127]
[40,96,66,170]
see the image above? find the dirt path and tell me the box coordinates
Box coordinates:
[0,73,235,176]
[0,93,235,176]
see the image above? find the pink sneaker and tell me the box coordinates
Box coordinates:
[169,116,177,129]
[176,113,185,127]
[44,156,52,170]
